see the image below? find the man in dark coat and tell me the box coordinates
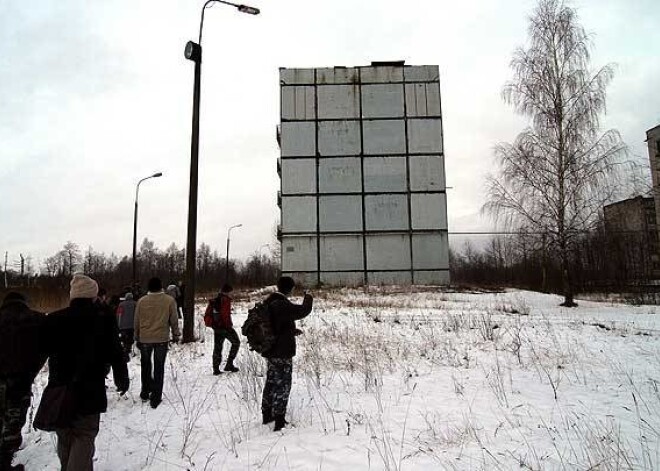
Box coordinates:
[116,292,137,359]
[0,292,46,471]
[261,276,313,432]
[42,274,129,471]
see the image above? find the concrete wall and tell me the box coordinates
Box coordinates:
[278,64,449,286]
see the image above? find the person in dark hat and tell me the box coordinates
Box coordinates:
[0,292,46,471]
[261,276,313,432]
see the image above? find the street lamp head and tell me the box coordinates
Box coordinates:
[152,172,163,178]
[184,41,202,62]
[237,4,260,15]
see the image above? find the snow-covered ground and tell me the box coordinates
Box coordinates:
[17,288,660,470]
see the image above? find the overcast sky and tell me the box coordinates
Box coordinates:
[1,0,658,269]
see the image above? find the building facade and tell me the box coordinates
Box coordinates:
[276,62,449,286]
[648,124,660,248]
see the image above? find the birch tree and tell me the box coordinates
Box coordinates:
[484,0,631,306]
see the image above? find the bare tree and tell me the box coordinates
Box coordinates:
[60,241,81,277]
[484,0,633,306]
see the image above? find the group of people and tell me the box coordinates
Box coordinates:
[0,274,312,470]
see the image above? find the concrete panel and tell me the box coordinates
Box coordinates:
[316,67,359,85]
[405,83,441,117]
[364,157,407,192]
[363,120,406,155]
[281,122,315,157]
[366,234,410,270]
[281,86,315,120]
[320,235,364,270]
[368,271,412,285]
[319,195,363,232]
[282,159,316,194]
[409,155,445,191]
[281,237,317,271]
[413,270,450,285]
[318,121,361,156]
[282,196,317,232]
[365,194,409,230]
[412,233,449,269]
[404,65,440,82]
[362,84,404,118]
[360,66,404,83]
[319,158,361,193]
[411,193,447,230]
[281,271,318,287]
[318,85,361,119]
[320,272,365,287]
[280,68,315,85]
[407,119,443,154]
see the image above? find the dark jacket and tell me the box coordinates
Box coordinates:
[0,298,46,379]
[43,298,129,416]
[264,292,313,359]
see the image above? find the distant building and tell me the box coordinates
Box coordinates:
[276,62,449,286]
[648,124,660,245]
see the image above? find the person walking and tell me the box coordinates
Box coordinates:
[134,277,180,409]
[0,292,46,471]
[40,274,129,471]
[261,276,313,432]
[204,284,240,375]
[116,293,137,359]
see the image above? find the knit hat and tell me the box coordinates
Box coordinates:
[125,292,134,301]
[70,274,99,299]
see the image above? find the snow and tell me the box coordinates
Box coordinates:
[17,288,660,470]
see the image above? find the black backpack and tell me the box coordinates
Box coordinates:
[241,301,276,355]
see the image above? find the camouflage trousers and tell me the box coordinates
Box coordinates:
[261,358,293,417]
[0,375,32,465]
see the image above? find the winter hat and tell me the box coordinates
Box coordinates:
[70,274,99,300]
[125,292,134,301]
[277,276,295,295]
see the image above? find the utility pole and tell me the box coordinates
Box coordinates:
[3,251,7,288]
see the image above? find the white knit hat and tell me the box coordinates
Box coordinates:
[70,274,99,299]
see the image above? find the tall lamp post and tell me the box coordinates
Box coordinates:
[225,224,242,282]
[182,0,259,343]
[132,172,163,288]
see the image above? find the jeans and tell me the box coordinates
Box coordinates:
[139,343,168,402]
[56,413,100,471]
[213,328,240,370]
[119,329,134,358]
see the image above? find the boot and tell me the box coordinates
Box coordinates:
[262,411,274,424]
[213,368,222,376]
[224,363,239,373]
[273,414,287,432]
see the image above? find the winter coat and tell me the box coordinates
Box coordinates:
[116,299,137,330]
[134,291,180,344]
[0,297,46,378]
[43,298,129,416]
[205,294,233,329]
[264,292,313,359]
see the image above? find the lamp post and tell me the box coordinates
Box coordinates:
[182,0,259,343]
[132,172,163,288]
[225,224,242,283]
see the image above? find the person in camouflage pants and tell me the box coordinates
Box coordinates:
[0,292,46,471]
[0,376,32,470]
[261,277,313,432]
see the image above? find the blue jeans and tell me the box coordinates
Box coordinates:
[139,343,168,402]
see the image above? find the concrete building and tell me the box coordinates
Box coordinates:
[648,124,660,245]
[276,62,449,286]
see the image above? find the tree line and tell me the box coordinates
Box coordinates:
[3,238,279,295]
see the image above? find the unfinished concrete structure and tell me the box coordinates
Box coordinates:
[276,62,449,286]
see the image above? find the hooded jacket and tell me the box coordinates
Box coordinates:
[0,296,46,378]
[263,292,313,359]
[43,298,129,415]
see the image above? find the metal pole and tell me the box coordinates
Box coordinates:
[225,233,230,283]
[132,186,139,287]
[183,54,202,344]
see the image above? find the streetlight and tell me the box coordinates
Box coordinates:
[132,172,163,288]
[182,0,259,343]
[225,224,242,282]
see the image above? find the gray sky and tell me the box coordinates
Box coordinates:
[1,0,658,269]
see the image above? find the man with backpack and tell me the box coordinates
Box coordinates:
[259,276,313,432]
[204,284,240,375]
